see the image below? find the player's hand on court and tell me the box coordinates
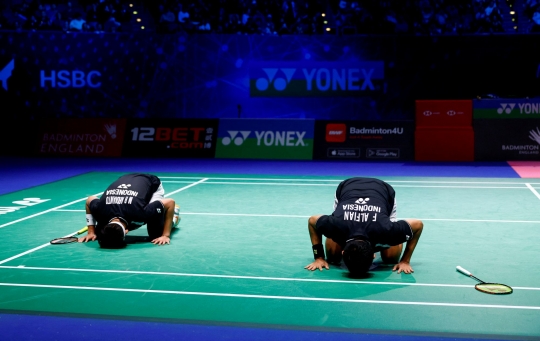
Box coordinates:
[393,261,414,274]
[304,258,330,271]
[151,236,170,245]
[78,234,96,243]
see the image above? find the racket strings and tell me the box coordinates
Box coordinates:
[50,237,78,244]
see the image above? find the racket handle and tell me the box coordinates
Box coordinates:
[77,226,88,234]
[456,266,472,276]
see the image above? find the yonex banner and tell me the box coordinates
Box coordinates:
[215,119,314,160]
[473,99,540,119]
[313,120,414,160]
[36,118,126,157]
[249,61,384,97]
[474,119,540,160]
[122,119,219,158]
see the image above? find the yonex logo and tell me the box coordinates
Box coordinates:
[117,184,131,189]
[447,110,456,116]
[157,208,161,213]
[530,127,540,145]
[222,131,251,146]
[497,103,516,114]
[423,111,432,116]
[355,198,370,204]
[104,124,117,139]
[250,62,384,97]
[0,59,15,91]
[255,68,296,91]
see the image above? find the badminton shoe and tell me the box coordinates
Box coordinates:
[173,205,181,228]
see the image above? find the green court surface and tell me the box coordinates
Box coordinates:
[1,172,539,339]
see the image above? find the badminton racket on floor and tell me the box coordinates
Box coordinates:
[50,226,88,245]
[456,266,513,295]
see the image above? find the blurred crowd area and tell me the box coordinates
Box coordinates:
[1,0,540,34]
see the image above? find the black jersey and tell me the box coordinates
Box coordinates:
[89,173,164,230]
[316,177,412,249]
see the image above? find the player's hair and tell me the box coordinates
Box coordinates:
[343,239,373,275]
[97,223,126,249]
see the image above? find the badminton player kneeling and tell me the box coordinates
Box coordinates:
[79,173,180,248]
[304,177,423,276]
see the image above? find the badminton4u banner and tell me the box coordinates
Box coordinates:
[215,119,314,160]
[312,120,414,160]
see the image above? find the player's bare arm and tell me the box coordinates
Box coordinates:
[393,219,424,274]
[151,198,176,245]
[304,215,330,271]
[79,196,98,243]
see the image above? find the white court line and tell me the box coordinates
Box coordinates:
[0,180,208,265]
[164,178,208,197]
[159,177,540,185]
[50,210,540,224]
[162,181,529,189]
[0,282,538,310]
[0,192,103,229]
[1,265,538,291]
[526,183,540,201]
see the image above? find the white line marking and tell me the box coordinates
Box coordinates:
[526,183,540,201]
[0,265,538,291]
[0,244,51,265]
[49,210,540,224]
[165,178,208,197]
[0,282,538,310]
[402,217,540,224]
[159,177,540,185]
[0,192,102,229]
[0,229,80,265]
[162,181,529,189]
[0,180,209,264]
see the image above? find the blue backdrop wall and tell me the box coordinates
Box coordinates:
[1,31,539,123]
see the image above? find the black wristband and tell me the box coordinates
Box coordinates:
[312,244,325,259]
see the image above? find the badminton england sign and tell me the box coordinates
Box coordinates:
[249,61,384,97]
[474,119,540,160]
[215,119,314,160]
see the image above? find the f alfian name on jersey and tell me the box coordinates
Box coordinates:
[342,203,381,222]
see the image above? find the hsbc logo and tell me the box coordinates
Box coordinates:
[0,59,14,91]
[41,70,102,88]
[325,123,346,142]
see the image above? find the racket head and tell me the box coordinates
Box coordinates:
[475,282,513,295]
[50,237,79,245]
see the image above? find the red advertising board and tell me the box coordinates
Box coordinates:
[36,118,126,157]
[415,100,473,127]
